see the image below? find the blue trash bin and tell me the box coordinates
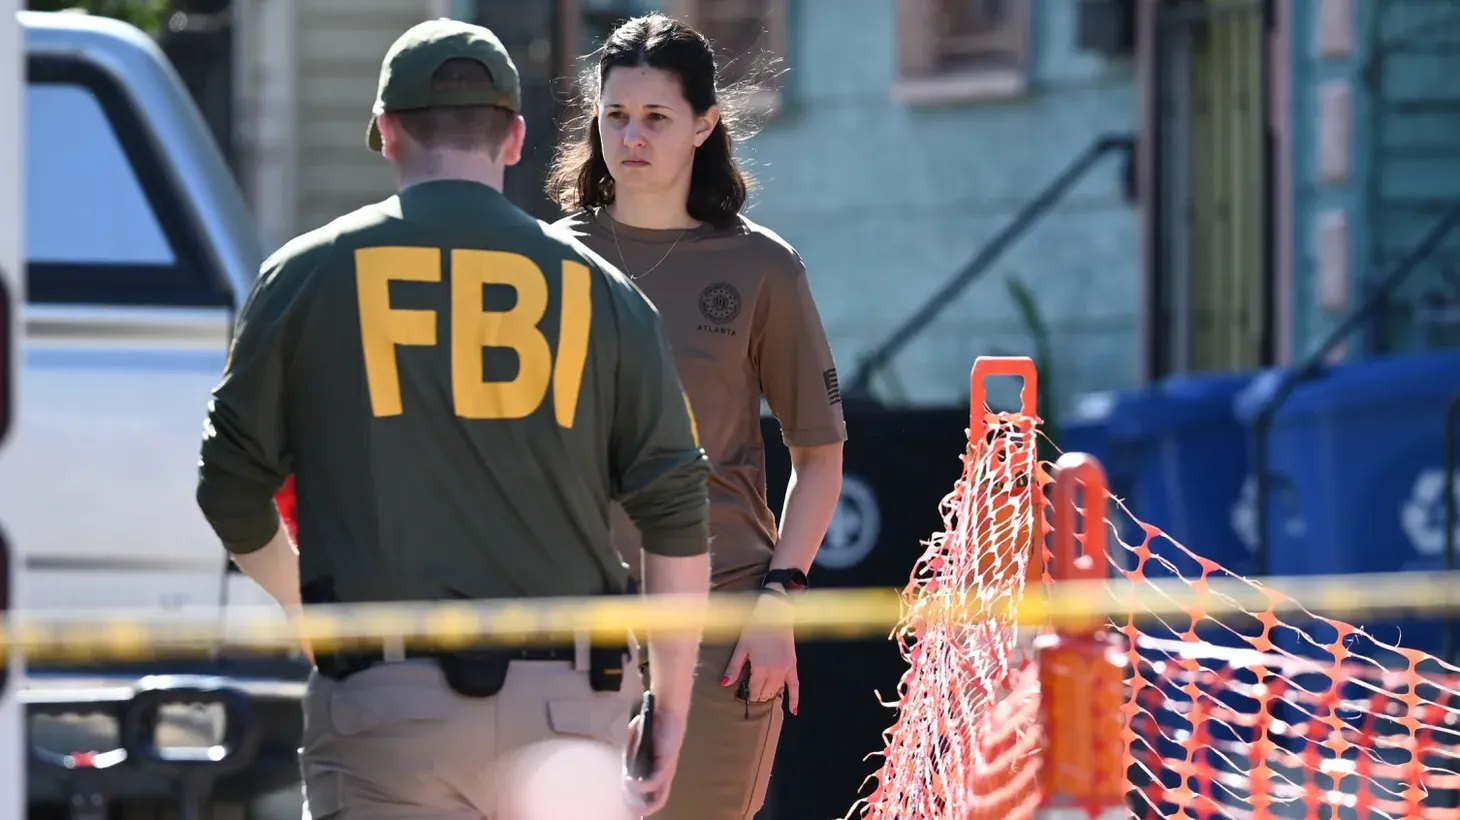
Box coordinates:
[1105,372,1261,578]
[1260,349,1460,661]
[1055,390,1141,562]
[1056,390,1117,468]
[1053,375,1259,646]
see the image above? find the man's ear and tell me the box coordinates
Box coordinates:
[693,104,721,148]
[378,112,401,160]
[499,114,528,167]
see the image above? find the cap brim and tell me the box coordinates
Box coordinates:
[367,114,383,152]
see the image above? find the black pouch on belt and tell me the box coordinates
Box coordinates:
[436,651,511,698]
[586,578,634,691]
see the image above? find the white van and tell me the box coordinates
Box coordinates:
[3,11,305,818]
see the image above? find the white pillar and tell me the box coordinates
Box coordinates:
[235,0,300,254]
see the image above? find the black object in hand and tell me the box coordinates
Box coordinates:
[630,691,656,780]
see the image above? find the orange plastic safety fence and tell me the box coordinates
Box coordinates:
[853,356,1460,820]
[1115,488,1460,820]
[850,357,1057,819]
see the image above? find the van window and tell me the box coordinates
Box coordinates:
[27,85,176,267]
[25,56,229,308]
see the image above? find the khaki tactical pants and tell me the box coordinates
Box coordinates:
[646,641,786,820]
[300,653,642,820]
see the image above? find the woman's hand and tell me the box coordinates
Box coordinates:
[720,593,799,714]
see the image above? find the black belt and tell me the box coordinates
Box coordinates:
[316,642,626,696]
[318,644,573,678]
[380,645,575,665]
[299,578,630,695]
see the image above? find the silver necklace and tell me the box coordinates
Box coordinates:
[607,210,688,281]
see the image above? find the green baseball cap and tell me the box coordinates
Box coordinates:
[366,18,522,152]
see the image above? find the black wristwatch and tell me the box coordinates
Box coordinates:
[760,568,809,597]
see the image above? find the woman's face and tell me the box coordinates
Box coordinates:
[597,65,718,197]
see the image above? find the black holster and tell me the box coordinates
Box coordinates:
[437,651,512,698]
[437,644,626,697]
[589,644,627,692]
[592,575,638,691]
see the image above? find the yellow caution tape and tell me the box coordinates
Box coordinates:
[4,570,1460,665]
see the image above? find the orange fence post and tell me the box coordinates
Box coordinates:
[968,356,1047,587]
[968,355,1038,439]
[1037,453,1128,819]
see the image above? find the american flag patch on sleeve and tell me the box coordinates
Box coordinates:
[823,368,842,406]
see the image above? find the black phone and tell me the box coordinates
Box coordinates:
[630,690,655,780]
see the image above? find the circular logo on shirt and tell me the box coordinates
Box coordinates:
[814,474,881,570]
[697,282,742,325]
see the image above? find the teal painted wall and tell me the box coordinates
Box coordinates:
[1362,0,1460,352]
[1288,0,1460,360]
[1287,0,1372,360]
[737,0,1139,412]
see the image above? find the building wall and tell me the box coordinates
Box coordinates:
[738,0,1139,411]
[253,0,1141,412]
[1360,0,1460,353]
[293,0,429,237]
[1289,0,1460,361]
[1287,0,1369,362]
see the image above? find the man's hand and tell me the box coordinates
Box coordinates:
[229,524,309,663]
[624,707,688,816]
[721,592,799,714]
[283,603,315,665]
[631,551,708,815]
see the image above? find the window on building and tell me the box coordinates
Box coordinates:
[896,0,1030,104]
[669,0,786,112]
[574,0,662,59]
[561,0,785,115]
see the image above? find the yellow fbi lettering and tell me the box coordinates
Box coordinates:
[355,247,592,425]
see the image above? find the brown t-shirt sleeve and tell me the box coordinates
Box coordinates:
[751,251,848,448]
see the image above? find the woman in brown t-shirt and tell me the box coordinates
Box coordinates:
[548,12,847,820]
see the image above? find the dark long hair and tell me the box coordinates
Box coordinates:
[547,13,773,225]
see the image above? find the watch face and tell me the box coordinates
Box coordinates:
[766,569,808,590]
